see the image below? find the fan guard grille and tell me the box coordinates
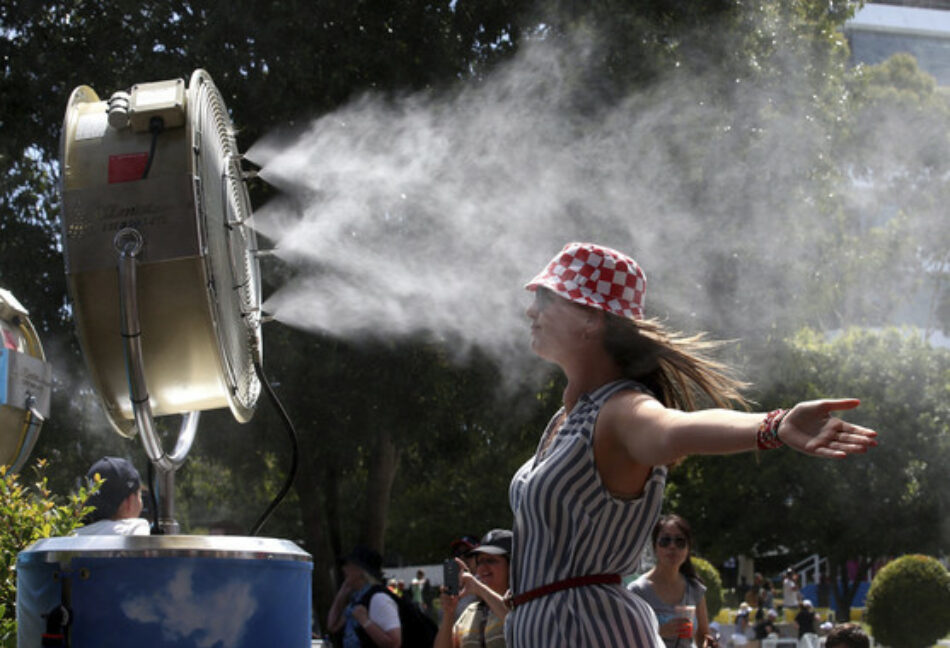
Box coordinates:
[189,70,261,419]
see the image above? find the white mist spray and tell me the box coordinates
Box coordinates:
[246,25,943,374]
[247,37,704,370]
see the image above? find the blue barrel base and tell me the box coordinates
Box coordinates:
[17,535,313,648]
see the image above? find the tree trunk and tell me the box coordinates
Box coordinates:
[830,556,870,624]
[361,425,400,555]
[294,454,339,634]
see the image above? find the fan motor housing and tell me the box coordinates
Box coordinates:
[60,70,261,437]
[0,288,50,473]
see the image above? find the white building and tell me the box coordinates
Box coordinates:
[844,2,950,84]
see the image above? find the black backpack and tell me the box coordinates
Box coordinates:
[356,585,438,648]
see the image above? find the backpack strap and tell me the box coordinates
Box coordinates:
[358,584,388,607]
[354,585,389,648]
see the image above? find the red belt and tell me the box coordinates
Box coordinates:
[505,574,622,610]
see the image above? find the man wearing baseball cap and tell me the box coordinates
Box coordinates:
[74,456,149,536]
[435,529,512,648]
[327,544,403,648]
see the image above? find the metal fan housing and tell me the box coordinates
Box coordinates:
[60,70,261,437]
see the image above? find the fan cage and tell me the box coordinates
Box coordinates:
[189,70,262,418]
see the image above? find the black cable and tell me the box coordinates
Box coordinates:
[249,358,299,536]
[140,116,165,179]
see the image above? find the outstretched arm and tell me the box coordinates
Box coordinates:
[600,392,878,468]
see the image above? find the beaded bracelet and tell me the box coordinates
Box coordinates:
[756,408,787,450]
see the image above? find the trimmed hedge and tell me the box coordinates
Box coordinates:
[693,555,723,619]
[866,554,950,648]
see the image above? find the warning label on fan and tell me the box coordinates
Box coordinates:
[108,153,149,183]
[61,174,199,273]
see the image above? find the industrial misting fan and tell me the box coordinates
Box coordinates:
[0,288,52,474]
[16,70,311,648]
[60,69,263,533]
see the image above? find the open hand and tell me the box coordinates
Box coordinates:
[779,399,878,458]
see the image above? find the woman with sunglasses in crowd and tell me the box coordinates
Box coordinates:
[505,243,878,648]
[629,515,714,648]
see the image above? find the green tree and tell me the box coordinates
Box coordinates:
[670,328,950,620]
[839,53,950,337]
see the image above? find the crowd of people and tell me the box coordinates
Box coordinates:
[67,454,866,648]
[320,517,865,648]
[730,569,831,648]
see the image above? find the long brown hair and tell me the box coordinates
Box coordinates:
[602,314,749,411]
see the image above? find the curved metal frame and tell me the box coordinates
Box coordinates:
[115,227,198,534]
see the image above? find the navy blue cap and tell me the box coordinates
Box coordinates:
[85,456,141,522]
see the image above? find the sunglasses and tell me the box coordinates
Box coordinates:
[657,535,688,549]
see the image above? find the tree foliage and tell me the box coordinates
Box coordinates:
[669,327,950,619]
[0,460,92,644]
[839,53,950,336]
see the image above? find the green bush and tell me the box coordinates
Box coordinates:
[0,460,93,646]
[692,556,723,619]
[866,554,950,648]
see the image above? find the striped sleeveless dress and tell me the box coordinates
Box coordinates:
[507,379,667,648]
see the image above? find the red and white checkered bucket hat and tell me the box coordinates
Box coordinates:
[526,242,646,320]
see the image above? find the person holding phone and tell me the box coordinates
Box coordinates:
[628,515,714,648]
[435,529,512,648]
[506,243,879,648]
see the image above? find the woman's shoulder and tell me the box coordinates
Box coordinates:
[596,386,665,443]
[686,575,707,599]
[595,379,654,403]
[626,573,655,595]
[598,384,659,421]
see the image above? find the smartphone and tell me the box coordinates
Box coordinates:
[442,558,460,595]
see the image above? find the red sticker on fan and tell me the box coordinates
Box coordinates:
[108,153,149,183]
[2,329,17,350]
